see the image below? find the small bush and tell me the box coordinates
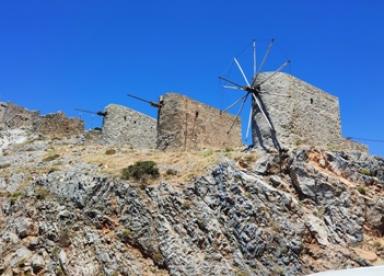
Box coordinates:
[0,163,11,169]
[10,191,23,204]
[105,149,117,155]
[201,149,213,157]
[121,229,132,241]
[43,154,60,162]
[359,168,372,176]
[225,147,233,152]
[35,187,50,200]
[244,153,257,163]
[121,161,159,181]
[165,168,178,176]
[357,186,367,195]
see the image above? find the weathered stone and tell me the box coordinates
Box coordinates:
[157,93,242,150]
[252,73,367,152]
[31,253,45,273]
[14,217,36,239]
[304,214,329,246]
[0,102,84,138]
[35,112,84,138]
[102,104,157,148]
[9,247,33,267]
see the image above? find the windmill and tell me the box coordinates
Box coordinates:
[75,108,107,117]
[219,39,291,152]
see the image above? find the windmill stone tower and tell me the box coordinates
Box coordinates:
[221,40,367,153]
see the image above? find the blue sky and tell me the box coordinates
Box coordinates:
[0,1,383,156]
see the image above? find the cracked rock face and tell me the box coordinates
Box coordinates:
[0,135,383,275]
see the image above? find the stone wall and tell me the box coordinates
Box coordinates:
[102,104,157,148]
[0,102,84,138]
[35,113,84,138]
[157,93,242,150]
[253,73,367,152]
[0,102,39,130]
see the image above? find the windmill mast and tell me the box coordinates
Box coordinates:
[219,39,290,152]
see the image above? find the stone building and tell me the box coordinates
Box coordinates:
[102,104,157,148]
[0,102,84,137]
[157,93,242,150]
[252,72,367,152]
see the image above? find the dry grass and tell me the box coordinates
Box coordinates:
[75,145,254,184]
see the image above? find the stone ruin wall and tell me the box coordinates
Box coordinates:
[36,113,84,137]
[157,93,242,150]
[0,102,39,130]
[256,73,367,152]
[102,104,157,149]
[0,102,84,138]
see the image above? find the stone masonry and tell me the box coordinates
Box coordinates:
[35,112,84,137]
[102,104,157,148]
[0,102,84,137]
[253,72,367,152]
[157,93,242,150]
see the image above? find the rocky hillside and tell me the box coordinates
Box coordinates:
[0,129,383,275]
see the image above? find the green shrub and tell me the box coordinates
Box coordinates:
[43,154,60,162]
[165,168,178,176]
[121,161,159,181]
[357,186,367,195]
[105,149,117,155]
[10,191,23,204]
[35,187,50,200]
[359,168,372,176]
[0,163,11,169]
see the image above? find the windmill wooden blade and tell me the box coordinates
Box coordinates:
[253,40,257,77]
[219,76,244,89]
[251,93,273,130]
[245,103,253,140]
[234,58,250,86]
[222,93,249,113]
[257,60,291,86]
[75,108,106,117]
[227,93,248,134]
[251,38,275,87]
[223,85,244,91]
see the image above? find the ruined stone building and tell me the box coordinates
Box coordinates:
[157,93,242,150]
[0,102,84,137]
[102,104,157,149]
[100,94,242,151]
[253,72,367,152]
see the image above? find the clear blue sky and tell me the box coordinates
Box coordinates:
[0,1,383,156]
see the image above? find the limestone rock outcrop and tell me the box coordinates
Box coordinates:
[0,131,383,275]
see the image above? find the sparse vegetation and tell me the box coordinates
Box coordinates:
[357,186,367,195]
[244,153,257,163]
[121,160,160,181]
[9,191,23,204]
[57,228,71,247]
[151,251,164,264]
[35,186,50,200]
[165,168,178,176]
[201,149,213,157]
[0,163,11,169]
[105,148,117,155]
[43,153,60,162]
[359,168,372,176]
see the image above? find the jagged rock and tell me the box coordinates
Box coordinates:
[304,214,329,246]
[31,253,45,273]
[14,217,36,239]
[8,246,33,267]
[366,198,384,235]
[0,136,383,275]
